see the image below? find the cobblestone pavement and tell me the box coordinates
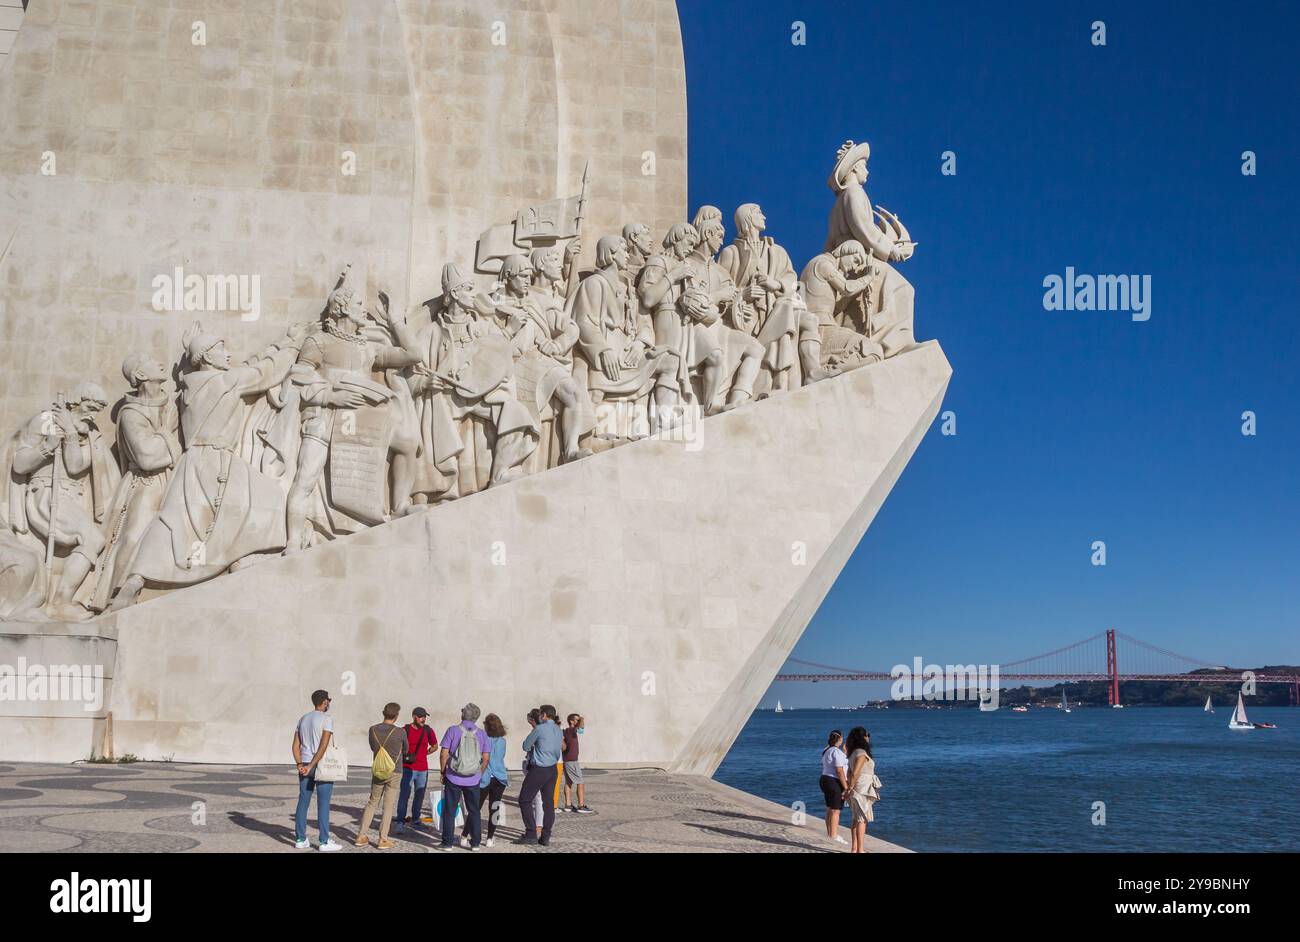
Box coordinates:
[0,762,908,853]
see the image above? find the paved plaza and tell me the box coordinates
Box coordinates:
[0,762,908,854]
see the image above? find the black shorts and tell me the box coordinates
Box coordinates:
[820,774,845,810]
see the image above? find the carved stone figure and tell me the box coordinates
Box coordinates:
[799,240,884,372]
[825,139,916,358]
[110,323,308,609]
[642,222,760,416]
[572,235,682,437]
[493,253,594,465]
[284,273,423,553]
[621,222,655,286]
[0,143,929,624]
[4,383,118,620]
[0,506,47,621]
[718,203,834,392]
[90,354,182,612]
[409,263,538,502]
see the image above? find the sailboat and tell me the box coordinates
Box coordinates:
[774,700,784,714]
[1059,688,1071,713]
[1204,695,1213,714]
[1228,693,1252,731]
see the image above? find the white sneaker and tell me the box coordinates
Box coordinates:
[485,838,495,848]
[459,837,471,849]
[833,835,848,845]
[294,839,311,849]
[318,840,343,852]
[469,844,482,852]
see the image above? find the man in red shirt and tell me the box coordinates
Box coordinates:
[394,707,437,834]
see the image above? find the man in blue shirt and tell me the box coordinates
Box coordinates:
[516,703,564,845]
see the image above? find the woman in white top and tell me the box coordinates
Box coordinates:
[819,729,849,844]
[843,726,878,854]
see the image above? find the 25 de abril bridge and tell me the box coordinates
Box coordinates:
[776,629,1300,705]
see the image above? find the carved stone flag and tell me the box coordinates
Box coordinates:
[474,164,589,273]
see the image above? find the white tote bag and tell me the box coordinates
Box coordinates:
[313,738,348,783]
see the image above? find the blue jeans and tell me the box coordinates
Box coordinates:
[441,779,481,847]
[294,770,333,844]
[397,768,428,826]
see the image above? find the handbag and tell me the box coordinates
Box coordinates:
[313,737,348,783]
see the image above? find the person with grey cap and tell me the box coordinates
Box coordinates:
[394,706,437,834]
[438,702,490,850]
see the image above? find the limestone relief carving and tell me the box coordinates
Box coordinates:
[0,139,922,621]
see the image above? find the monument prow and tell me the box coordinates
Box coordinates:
[0,343,949,769]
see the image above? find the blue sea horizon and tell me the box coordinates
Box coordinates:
[714,705,1299,852]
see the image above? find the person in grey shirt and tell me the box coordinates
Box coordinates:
[516,704,564,845]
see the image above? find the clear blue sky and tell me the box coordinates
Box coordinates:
[677,0,1299,705]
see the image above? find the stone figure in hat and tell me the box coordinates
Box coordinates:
[825,139,917,358]
[283,265,424,553]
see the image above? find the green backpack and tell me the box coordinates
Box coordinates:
[371,726,399,782]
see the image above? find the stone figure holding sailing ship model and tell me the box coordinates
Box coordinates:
[0,138,923,620]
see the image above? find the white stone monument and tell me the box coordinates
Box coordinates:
[0,1,950,774]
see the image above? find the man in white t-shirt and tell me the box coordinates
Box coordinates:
[292,689,341,851]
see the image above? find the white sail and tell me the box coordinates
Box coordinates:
[1204,695,1213,713]
[774,700,783,714]
[1228,693,1252,730]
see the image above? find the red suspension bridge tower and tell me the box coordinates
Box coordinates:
[1106,628,1120,706]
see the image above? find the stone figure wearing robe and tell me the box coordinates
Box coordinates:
[494,252,594,465]
[90,354,182,612]
[718,203,834,392]
[824,139,916,358]
[685,206,767,412]
[408,263,538,503]
[4,383,118,621]
[799,240,884,372]
[284,276,423,553]
[571,235,682,437]
[0,504,46,620]
[110,323,308,608]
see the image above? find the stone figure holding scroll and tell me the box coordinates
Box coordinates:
[89,354,183,612]
[284,274,423,553]
[825,139,916,358]
[408,263,538,502]
[3,383,117,620]
[110,322,309,609]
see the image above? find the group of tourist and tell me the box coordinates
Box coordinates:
[0,138,916,625]
[291,690,592,852]
[819,726,880,854]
